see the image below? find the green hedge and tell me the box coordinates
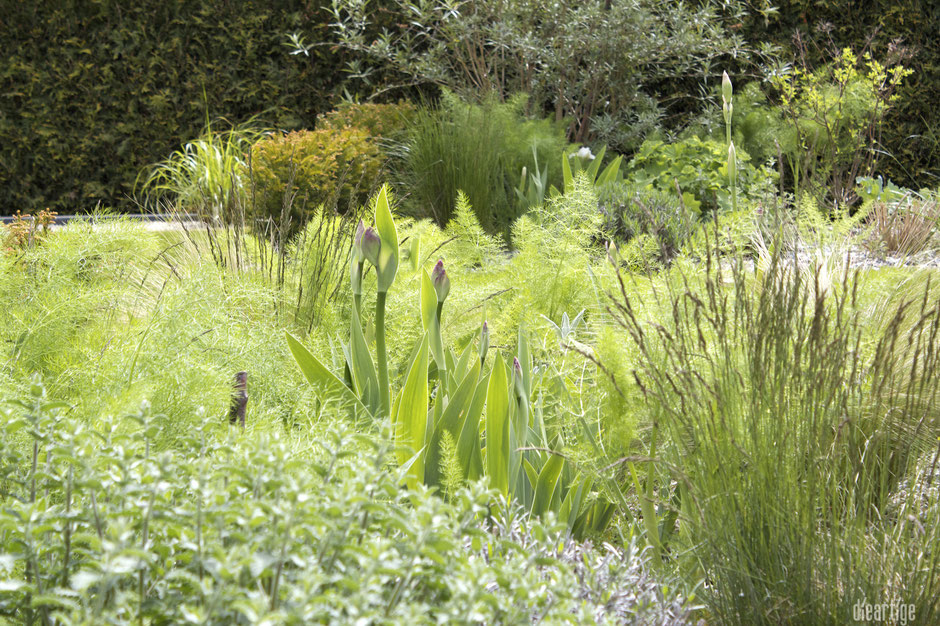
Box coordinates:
[739,0,940,188]
[0,0,345,214]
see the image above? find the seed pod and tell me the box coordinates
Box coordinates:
[606,241,620,266]
[512,357,525,399]
[353,219,365,258]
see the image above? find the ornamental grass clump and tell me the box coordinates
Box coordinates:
[607,236,940,624]
[136,116,267,220]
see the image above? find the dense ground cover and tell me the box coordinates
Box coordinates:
[2,174,940,622]
[3,2,940,623]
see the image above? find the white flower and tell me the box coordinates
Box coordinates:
[571,146,595,160]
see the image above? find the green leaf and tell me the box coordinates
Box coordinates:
[517,327,532,399]
[457,371,488,481]
[532,453,565,516]
[349,310,380,416]
[485,354,510,496]
[559,473,592,531]
[287,333,371,419]
[629,461,662,558]
[585,145,606,181]
[596,155,622,186]
[394,334,429,484]
[588,499,616,533]
[562,150,573,195]
[419,269,437,330]
[523,459,539,493]
[425,361,481,487]
[453,341,473,386]
[374,184,399,292]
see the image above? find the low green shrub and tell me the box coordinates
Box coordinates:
[247,127,382,234]
[318,101,415,138]
[624,136,773,215]
[245,102,414,237]
[0,383,694,624]
[597,183,694,264]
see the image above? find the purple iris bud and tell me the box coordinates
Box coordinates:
[431,259,450,302]
[354,220,365,251]
[361,226,381,267]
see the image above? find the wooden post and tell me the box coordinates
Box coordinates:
[229,371,248,427]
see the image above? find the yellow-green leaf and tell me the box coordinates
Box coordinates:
[287,333,371,419]
[532,454,564,516]
[394,333,429,483]
[485,354,510,496]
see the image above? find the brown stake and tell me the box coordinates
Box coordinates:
[229,371,248,427]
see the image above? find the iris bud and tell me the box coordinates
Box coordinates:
[512,357,526,400]
[354,220,365,257]
[431,259,450,303]
[361,227,381,267]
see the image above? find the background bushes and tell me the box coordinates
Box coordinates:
[248,128,380,229]
[0,0,345,214]
[247,102,413,231]
[738,0,940,188]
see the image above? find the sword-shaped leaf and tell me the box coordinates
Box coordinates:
[349,307,380,416]
[532,453,565,517]
[393,333,429,484]
[485,354,510,496]
[287,333,372,420]
[424,361,481,488]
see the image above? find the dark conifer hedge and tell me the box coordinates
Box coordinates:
[0,0,343,213]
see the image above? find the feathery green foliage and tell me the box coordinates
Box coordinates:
[0,220,319,447]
